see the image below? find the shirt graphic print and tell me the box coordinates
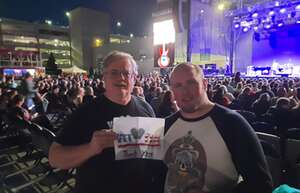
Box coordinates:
[164,130,207,193]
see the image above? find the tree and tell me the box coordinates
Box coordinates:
[46,53,59,75]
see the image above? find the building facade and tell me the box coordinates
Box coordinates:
[0,18,71,68]
[69,7,155,74]
[0,7,156,74]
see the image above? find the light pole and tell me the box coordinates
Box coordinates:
[45,20,52,25]
[65,11,72,67]
[117,21,122,27]
[116,21,122,35]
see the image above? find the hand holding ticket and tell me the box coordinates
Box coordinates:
[113,117,165,160]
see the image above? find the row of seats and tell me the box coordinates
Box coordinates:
[237,110,300,139]
[1,110,299,192]
[0,114,75,193]
[257,132,300,188]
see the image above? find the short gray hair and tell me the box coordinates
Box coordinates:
[103,51,138,75]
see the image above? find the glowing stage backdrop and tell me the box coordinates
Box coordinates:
[153,19,176,68]
[189,0,229,68]
[252,24,300,75]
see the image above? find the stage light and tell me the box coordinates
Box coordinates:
[280,8,286,14]
[200,9,204,13]
[240,20,250,27]
[265,24,272,29]
[254,26,259,31]
[243,27,249,32]
[269,10,275,16]
[218,3,225,11]
[234,23,240,28]
[278,23,283,27]
[297,20,300,24]
[275,1,280,7]
[252,13,258,18]
[65,12,70,17]
[296,4,300,10]
[130,33,134,38]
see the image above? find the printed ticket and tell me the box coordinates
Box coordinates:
[113,117,165,160]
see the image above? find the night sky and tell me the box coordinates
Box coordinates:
[0,0,157,36]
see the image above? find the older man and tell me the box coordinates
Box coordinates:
[164,63,273,193]
[49,51,166,193]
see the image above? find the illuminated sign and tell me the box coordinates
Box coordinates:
[3,68,35,77]
[153,19,176,45]
[153,19,176,68]
[154,43,175,68]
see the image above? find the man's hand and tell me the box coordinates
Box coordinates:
[89,130,117,156]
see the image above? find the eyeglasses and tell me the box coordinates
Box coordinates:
[105,70,134,79]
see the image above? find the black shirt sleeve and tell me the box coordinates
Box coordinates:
[211,105,273,193]
[55,104,95,146]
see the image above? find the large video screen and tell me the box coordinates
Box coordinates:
[252,24,300,74]
[153,19,176,68]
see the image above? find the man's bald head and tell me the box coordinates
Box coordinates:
[170,63,204,81]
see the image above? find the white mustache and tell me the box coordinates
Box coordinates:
[115,83,127,87]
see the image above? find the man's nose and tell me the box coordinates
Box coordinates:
[180,84,190,92]
[120,73,127,79]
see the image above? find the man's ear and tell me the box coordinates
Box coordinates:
[202,79,208,91]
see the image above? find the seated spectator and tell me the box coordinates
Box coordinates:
[7,89,18,108]
[290,87,300,103]
[291,101,300,128]
[251,93,271,117]
[145,86,156,103]
[223,78,235,94]
[67,87,84,112]
[252,82,259,93]
[237,87,255,111]
[150,87,163,115]
[265,97,294,134]
[47,85,63,112]
[276,87,288,98]
[8,94,31,121]
[132,86,145,100]
[59,87,69,105]
[157,90,178,118]
[233,82,243,98]
[256,84,275,100]
[212,86,230,107]
[83,86,95,105]
[94,81,105,97]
